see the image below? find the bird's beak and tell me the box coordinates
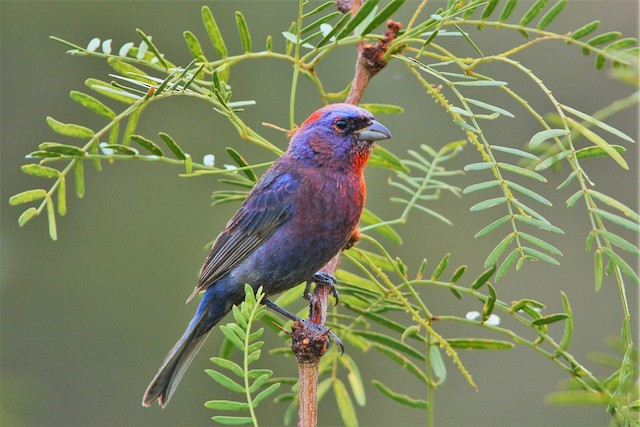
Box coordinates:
[356,120,392,142]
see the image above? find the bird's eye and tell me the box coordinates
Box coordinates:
[334,119,349,132]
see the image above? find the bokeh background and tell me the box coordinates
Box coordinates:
[2,1,638,426]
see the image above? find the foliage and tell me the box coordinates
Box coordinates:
[204,285,281,426]
[9,0,638,426]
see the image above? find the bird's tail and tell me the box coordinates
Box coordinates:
[142,297,226,408]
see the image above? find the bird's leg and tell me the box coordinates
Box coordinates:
[308,272,339,306]
[264,299,344,354]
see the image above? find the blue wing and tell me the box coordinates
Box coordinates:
[187,167,298,301]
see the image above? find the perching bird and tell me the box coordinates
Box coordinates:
[142,103,391,407]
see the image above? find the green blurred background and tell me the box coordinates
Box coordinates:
[1,1,638,426]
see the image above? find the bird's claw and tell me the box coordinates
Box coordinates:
[298,319,344,355]
[310,272,339,306]
[265,299,344,355]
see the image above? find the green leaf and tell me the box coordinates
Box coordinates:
[301,11,341,35]
[587,31,621,47]
[463,180,500,194]
[130,135,164,156]
[18,207,38,227]
[135,29,168,68]
[183,30,206,60]
[70,91,115,119]
[316,12,351,47]
[450,265,467,283]
[303,1,334,18]
[475,215,510,238]
[100,144,138,155]
[464,162,495,171]
[484,234,514,268]
[341,354,366,406]
[235,12,252,53]
[514,215,564,234]
[205,369,245,393]
[57,176,67,216]
[556,170,577,190]
[562,105,634,143]
[21,164,60,178]
[531,313,570,326]
[602,247,639,284]
[495,248,519,282]
[466,98,515,118]
[497,162,547,182]
[334,379,359,427]
[567,118,628,169]
[429,345,447,384]
[482,283,496,320]
[9,189,47,205]
[39,142,86,156]
[535,150,571,171]
[481,0,499,20]
[106,58,152,83]
[556,291,573,353]
[588,190,639,222]
[594,249,603,291]
[490,145,539,160]
[506,180,552,206]
[219,325,245,351]
[529,128,568,149]
[85,78,137,104]
[226,147,258,182]
[371,343,428,383]
[575,145,626,160]
[360,103,404,115]
[511,299,546,312]
[372,380,428,409]
[471,263,497,290]
[353,330,425,361]
[446,338,514,350]
[204,400,249,411]
[519,232,563,256]
[431,253,450,280]
[252,382,280,407]
[74,160,85,199]
[360,208,402,244]
[470,197,507,212]
[159,132,187,160]
[210,357,244,377]
[498,0,518,22]
[522,246,560,265]
[537,0,566,30]
[519,0,548,27]
[361,0,405,35]
[452,120,479,134]
[597,230,639,255]
[545,390,610,406]
[46,197,57,241]
[337,0,379,39]
[211,416,254,425]
[570,20,600,40]
[592,208,638,232]
[202,6,228,57]
[46,116,94,139]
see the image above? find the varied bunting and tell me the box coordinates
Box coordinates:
[142,103,391,407]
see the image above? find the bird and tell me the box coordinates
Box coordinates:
[142,103,391,408]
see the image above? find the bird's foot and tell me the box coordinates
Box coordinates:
[304,272,339,306]
[265,299,344,354]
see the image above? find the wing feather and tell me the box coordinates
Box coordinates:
[187,169,298,301]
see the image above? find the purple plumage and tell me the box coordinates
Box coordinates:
[142,103,391,407]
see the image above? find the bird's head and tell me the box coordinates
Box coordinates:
[289,103,392,173]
